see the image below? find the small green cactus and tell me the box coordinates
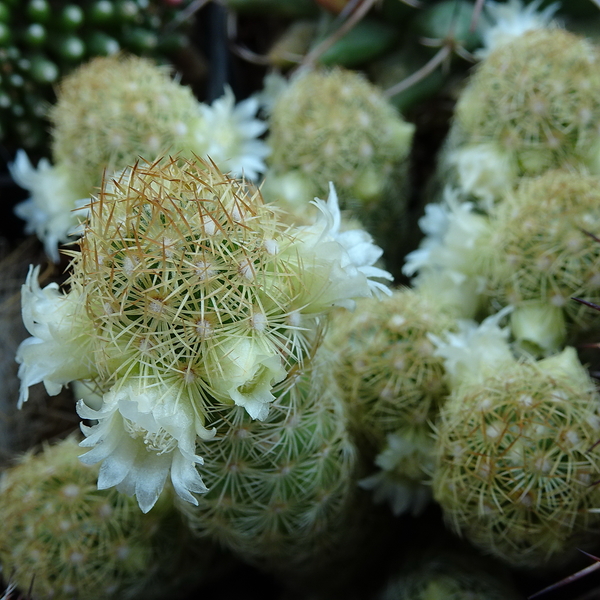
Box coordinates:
[326,287,455,449]
[266,67,414,204]
[485,170,600,347]
[432,347,600,567]
[264,67,414,256]
[446,28,600,204]
[0,436,218,600]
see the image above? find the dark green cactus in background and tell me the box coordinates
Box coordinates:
[0,0,193,154]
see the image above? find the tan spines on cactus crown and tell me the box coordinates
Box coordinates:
[68,157,325,410]
[326,287,455,449]
[0,436,209,600]
[50,54,202,197]
[485,170,600,329]
[267,67,414,201]
[176,353,358,572]
[455,28,600,176]
[432,354,600,567]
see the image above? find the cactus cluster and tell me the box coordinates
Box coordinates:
[0,0,191,152]
[16,155,390,516]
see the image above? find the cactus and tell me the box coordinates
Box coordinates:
[485,170,600,350]
[0,436,219,600]
[264,67,414,256]
[326,287,455,449]
[445,28,600,205]
[176,352,360,577]
[16,156,391,512]
[432,347,600,567]
[50,53,268,198]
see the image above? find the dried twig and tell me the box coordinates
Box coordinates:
[163,0,211,33]
[384,44,452,97]
[295,0,379,71]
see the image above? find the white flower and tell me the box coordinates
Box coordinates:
[403,188,492,284]
[16,265,95,408]
[476,0,560,59]
[448,142,517,208]
[77,378,215,513]
[359,431,432,517]
[9,151,88,262]
[290,183,393,310]
[193,87,270,180]
[429,307,515,390]
[207,336,287,421]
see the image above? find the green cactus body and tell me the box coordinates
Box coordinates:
[446,28,600,204]
[0,436,218,600]
[485,170,600,338]
[49,54,205,197]
[17,155,388,512]
[326,288,455,450]
[266,68,414,203]
[457,29,600,173]
[432,348,600,567]
[265,67,414,255]
[176,354,359,574]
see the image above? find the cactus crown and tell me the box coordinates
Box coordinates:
[70,157,333,411]
[456,29,600,175]
[267,67,414,201]
[50,54,203,196]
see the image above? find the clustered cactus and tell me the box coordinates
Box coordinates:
[7,1,600,598]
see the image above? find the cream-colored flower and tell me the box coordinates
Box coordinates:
[429,307,515,390]
[476,0,560,60]
[447,142,517,208]
[9,151,88,262]
[289,183,393,311]
[207,336,287,421]
[193,87,270,180]
[77,378,214,513]
[16,266,95,407]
